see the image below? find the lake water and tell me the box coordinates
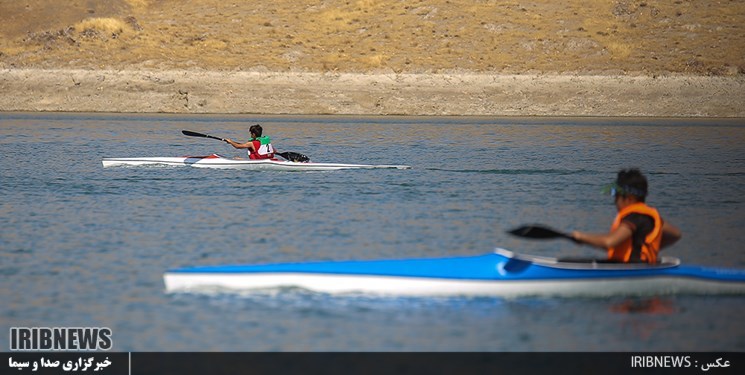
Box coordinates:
[1,113,744,351]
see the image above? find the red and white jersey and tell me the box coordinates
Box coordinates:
[248,139,275,160]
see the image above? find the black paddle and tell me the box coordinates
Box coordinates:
[275,151,311,163]
[507,224,579,243]
[182,130,225,141]
[182,130,310,162]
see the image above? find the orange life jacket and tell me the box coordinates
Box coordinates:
[608,202,663,264]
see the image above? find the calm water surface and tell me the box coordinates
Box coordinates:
[1,113,744,351]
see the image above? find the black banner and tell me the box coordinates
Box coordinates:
[3,352,742,375]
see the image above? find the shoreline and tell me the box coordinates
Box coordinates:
[1,69,744,117]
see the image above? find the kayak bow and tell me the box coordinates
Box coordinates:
[163,249,745,297]
[102,154,410,171]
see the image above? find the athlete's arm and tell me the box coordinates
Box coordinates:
[225,138,256,151]
[572,223,633,250]
[660,221,682,250]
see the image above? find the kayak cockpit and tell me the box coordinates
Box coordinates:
[493,248,681,271]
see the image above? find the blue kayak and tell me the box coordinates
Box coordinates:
[163,249,745,297]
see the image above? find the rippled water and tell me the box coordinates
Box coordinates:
[1,113,744,351]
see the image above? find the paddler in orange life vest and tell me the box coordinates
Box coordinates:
[224,124,276,160]
[571,168,682,264]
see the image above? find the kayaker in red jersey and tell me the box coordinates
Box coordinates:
[224,124,276,159]
[571,168,682,264]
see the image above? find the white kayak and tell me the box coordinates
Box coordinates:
[102,154,411,171]
[163,248,745,298]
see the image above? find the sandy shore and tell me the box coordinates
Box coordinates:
[1,69,743,117]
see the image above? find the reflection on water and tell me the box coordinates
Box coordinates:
[611,297,676,315]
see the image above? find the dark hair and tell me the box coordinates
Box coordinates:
[616,168,648,201]
[249,124,263,138]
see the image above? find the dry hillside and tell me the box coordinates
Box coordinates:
[1,0,744,75]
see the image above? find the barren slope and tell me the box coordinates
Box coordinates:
[2,0,743,75]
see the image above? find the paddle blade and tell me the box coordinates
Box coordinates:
[277,151,310,163]
[182,130,224,141]
[182,130,206,137]
[508,225,572,240]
